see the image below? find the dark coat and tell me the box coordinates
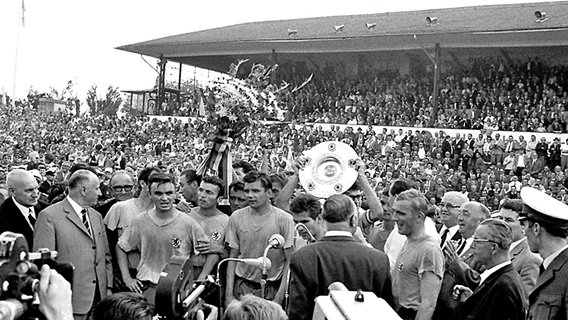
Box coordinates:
[0,197,45,249]
[288,235,393,320]
[460,263,526,320]
[528,247,568,320]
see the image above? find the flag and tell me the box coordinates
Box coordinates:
[21,0,26,27]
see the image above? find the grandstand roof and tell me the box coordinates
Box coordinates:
[117,1,568,72]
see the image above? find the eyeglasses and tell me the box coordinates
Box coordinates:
[473,237,498,244]
[112,185,134,192]
[440,203,460,209]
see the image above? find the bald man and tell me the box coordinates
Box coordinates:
[34,169,112,320]
[0,169,41,248]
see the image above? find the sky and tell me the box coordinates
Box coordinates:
[0,0,560,101]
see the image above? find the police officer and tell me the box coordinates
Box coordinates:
[520,187,568,320]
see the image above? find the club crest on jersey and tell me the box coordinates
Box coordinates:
[211,231,221,241]
[171,236,181,248]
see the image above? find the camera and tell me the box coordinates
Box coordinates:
[0,232,73,320]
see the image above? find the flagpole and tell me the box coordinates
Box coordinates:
[12,0,25,98]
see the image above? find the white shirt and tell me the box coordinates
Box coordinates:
[12,197,35,228]
[67,196,92,228]
[460,237,474,256]
[325,230,353,238]
[479,261,511,285]
[543,244,568,269]
[439,225,460,248]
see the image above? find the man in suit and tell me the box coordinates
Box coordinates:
[439,192,468,249]
[0,169,41,248]
[433,201,490,320]
[34,169,113,320]
[453,219,526,320]
[520,187,568,320]
[288,194,393,320]
[496,199,541,302]
[527,152,545,176]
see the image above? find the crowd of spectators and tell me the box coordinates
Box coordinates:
[1,94,568,213]
[178,56,568,133]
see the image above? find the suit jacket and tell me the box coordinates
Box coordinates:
[527,158,545,175]
[33,198,112,315]
[433,245,483,320]
[510,238,542,303]
[528,247,568,320]
[0,197,43,249]
[288,235,393,320]
[460,264,526,320]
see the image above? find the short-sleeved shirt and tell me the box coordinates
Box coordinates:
[118,210,209,284]
[226,205,294,282]
[392,234,445,311]
[188,209,229,267]
[104,198,151,268]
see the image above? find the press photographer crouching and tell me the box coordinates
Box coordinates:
[0,233,73,320]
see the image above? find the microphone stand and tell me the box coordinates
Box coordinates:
[261,245,271,299]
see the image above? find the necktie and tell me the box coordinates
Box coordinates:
[81,208,92,237]
[456,238,467,256]
[28,208,36,227]
[539,263,545,276]
[440,228,450,248]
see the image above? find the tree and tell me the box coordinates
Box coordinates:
[86,85,123,116]
[86,85,98,114]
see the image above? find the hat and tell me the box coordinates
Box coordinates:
[46,168,56,175]
[520,187,568,227]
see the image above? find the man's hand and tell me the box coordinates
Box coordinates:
[443,240,459,265]
[176,200,193,213]
[292,155,308,173]
[38,265,73,320]
[196,241,224,254]
[354,158,367,179]
[192,302,219,320]
[452,284,473,302]
[124,277,143,294]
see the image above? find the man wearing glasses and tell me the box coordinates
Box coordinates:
[104,167,160,292]
[520,187,568,320]
[95,170,135,218]
[434,201,490,320]
[452,219,526,320]
[438,192,469,249]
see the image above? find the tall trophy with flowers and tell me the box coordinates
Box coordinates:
[197,60,296,203]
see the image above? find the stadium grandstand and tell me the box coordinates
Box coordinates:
[117,1,568,132]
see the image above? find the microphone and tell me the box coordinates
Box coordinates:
[215,257,272,285]
[268,234,285,248]
[295,223,316,243]
[237,257,272,270]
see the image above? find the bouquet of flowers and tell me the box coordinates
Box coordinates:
[197,59,312,180]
